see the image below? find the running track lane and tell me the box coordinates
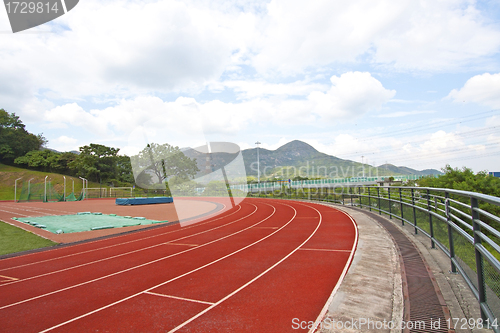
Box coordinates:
[0,199,357,333]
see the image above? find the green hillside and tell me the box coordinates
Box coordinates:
[0,163,104,201]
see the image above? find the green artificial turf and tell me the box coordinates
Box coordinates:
[0,221,57,256]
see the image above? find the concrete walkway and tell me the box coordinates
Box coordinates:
[316,203,491,333]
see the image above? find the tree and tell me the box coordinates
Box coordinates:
[417,165,500,197]
[14,150,78,174]
[68,144,120,183]
[130,143,199,188]
[0,109,46,164]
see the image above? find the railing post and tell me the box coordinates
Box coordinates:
[471,197,487,321]
[368,186,372,211]
[349,186,352,206]
[445,193,457,273]
[358,186,361,208]
[388,187,392,219]
[427,189,435,249]
[412,188,418,234]
[377,187,381,215]
[399,188,404,226]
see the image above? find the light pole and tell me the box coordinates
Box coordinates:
[361,156,365,178]
[71,178,74,194]
[255,141,261,192]
[14,177,22,202]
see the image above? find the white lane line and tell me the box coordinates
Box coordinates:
[0,203,236,272]
[1,204,74,215]
[0,208,28,216]
[0,275,18,282]
[309,206,359,333]
[167,243,198,247]
[167,201,322,333]
[0,203,272,310]
[0,205,252,287]
[144,292,214,305]
[252,226,278,229]
[37,202,289,333]
[298,248,352,252]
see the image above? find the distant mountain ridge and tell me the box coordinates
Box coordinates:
[241,140,442,179]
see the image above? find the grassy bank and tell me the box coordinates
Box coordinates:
[0,163,104,201]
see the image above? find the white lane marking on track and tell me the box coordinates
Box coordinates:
[309,204,359,333]
[144,291,214,305]
[36,202,288,333]
[0,203,273,310]
[1,204,73,215]
[0,203,235,271]
[166,200,322,333]
[0,275,18,281]
[0,208,28,216]
[0,205,249,287]
[299,248,352,252]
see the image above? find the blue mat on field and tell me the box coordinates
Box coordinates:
[115,197,174,205]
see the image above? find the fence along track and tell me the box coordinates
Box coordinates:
[249,185,500,331]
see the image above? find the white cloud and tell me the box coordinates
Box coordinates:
[252,0,500,74]
[448,73,500,108]
[377,110,436,118]
[37,71,394,145]
[308,72,395,119]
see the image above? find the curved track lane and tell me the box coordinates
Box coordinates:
[0,198,357,333]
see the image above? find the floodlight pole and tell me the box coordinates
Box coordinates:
[361,156,365,178]
[44,176,48,202]
[63,176,66,202]
[14,177,22,202]
[255,141,261,188]
[71,179,74,194]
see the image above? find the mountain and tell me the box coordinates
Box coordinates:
[377,164,443,176]
[241,140,394,180]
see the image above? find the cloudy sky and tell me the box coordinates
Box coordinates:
[1,0,500,172]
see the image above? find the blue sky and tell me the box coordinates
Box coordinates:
[1,0,500,172]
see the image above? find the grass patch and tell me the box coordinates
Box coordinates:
[0,221,57,256]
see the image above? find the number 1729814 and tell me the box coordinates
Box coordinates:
[5,1,59,14]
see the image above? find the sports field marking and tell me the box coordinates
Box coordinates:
[0,205,254,286]
[167,243,199,247]
[0,274,18,282]
[252,226,279,229]
[0,202,238,271]
[0,208,28,217]
[0,202,277,310]
[36,201,293,332]
[299,248,352,252]
[308,206,358,333]
[167,201,323,333]
[2,204,74,215]
[144,291,214,305]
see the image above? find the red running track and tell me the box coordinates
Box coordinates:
[0,198,357,333]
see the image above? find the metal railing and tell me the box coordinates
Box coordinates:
[248,185,500,330]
